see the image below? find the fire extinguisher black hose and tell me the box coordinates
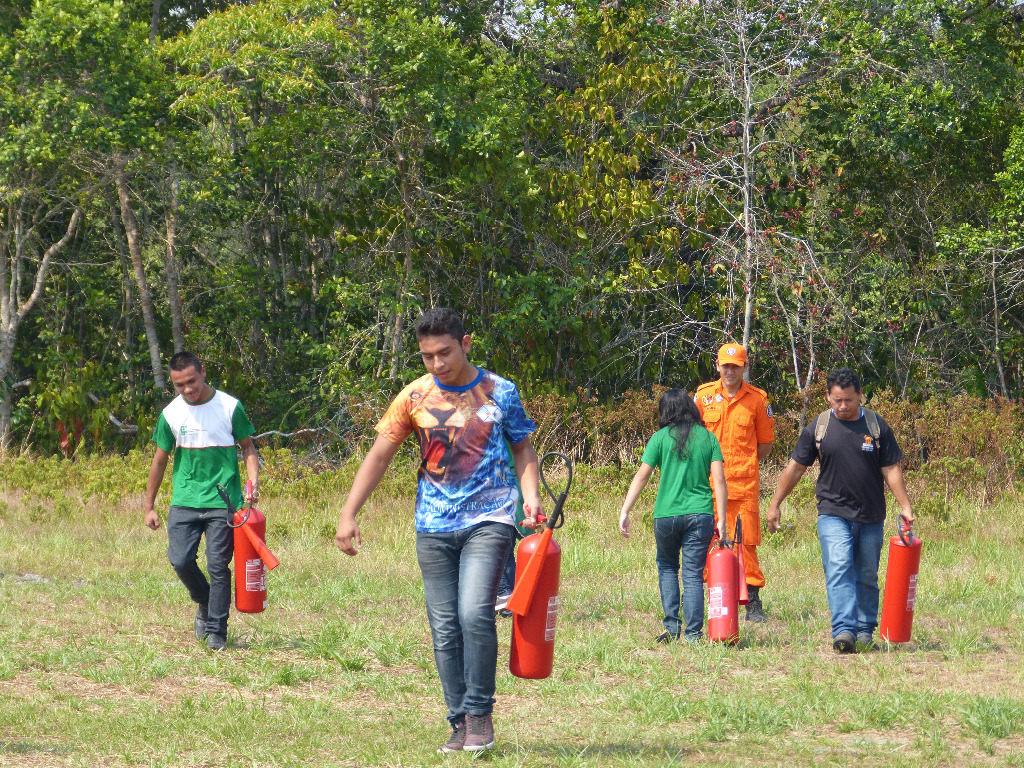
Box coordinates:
[720,515,743,549]
[539,451,572,530]
[217,483,251,529]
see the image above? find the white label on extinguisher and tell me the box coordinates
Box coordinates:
[906,573,918,612]
[246,558,266,592]
[709,586,728,617]
[544,595,560,641]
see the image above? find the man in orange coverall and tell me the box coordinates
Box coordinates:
[695,343,774,622]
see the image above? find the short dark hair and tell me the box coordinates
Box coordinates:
[169,351,203,374]
[827,367,861,394]
[415,307,466,341]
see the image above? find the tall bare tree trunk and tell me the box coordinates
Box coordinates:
[991,250,1008,397]
[113,159,165,391]
[740,28,755,361]
[110,202,135,363]
[165,169,184,353]
[389,245,413,379]
[0,394,10,453]
[0,206,83,448]
[149,0,161,43]
[378,151,417,380]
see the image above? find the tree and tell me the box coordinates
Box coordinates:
[934,123,1024,396]
[0,190,83,447]
[800,0,1023,394]
[666,0,837,353]
[170,0,537,397]
[4,0,175,392]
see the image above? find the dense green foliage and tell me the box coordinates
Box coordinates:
[2,0,1024,453]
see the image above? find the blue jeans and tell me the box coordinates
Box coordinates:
[654,514,714,639]
[416,522,515,722]
[817,515,885,638]
[497,531,522,598]
[166,506,234,636]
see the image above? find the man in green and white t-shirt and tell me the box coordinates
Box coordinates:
[144,352,259,650]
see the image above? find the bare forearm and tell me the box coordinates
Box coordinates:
[712,473,728,529]
[510,439,543,521]
[619,463,653,538]
[144,455,168,511]
[336,436,401,556]
[340,458,389,520]
[620,467,653,516]
[339,435,402,522]
[770,461,807,507]
[243,445,260,488]
[881,464,914,521]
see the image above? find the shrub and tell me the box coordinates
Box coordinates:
[3,384,1023,511]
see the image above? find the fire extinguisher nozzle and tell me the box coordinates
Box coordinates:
[506,527,552,615]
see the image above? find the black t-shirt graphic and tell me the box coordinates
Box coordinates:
[791,411,904,524]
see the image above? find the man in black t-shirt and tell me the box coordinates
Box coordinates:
[766,368,914,653]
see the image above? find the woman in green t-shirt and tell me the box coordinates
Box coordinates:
[619,389,728,642]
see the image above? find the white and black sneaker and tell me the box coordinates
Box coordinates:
[494,593,512,617]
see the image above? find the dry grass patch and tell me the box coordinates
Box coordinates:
[2,472,1024,766]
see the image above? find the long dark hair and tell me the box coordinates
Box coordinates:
[658,388,704,460]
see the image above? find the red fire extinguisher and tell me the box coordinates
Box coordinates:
[218,482,280,614]
[507,452,572,680]
[879,521,921,643]
[707,517,746,644]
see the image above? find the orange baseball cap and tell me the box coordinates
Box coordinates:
[717,343,747,365]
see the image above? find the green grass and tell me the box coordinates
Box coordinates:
[1,456,1023,766]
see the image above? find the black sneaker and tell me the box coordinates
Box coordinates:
[832,630,856,653]
[655,631,680,644]
[194,604,209,640]
[206,634,227,651]
[856,634,878,652]
[745,601,766,623]
[745,586,766,623]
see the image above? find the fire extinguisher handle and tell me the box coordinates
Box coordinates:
[898,522,914,547]
[719,517,743,549]
[217,483,251,528]
[539,452,573,530]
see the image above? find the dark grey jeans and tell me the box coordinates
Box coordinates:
[167,506,234,636]
[416,522,515,722]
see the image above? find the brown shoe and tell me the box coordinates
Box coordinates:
[463,713,494,752]
[438,718,466,754]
